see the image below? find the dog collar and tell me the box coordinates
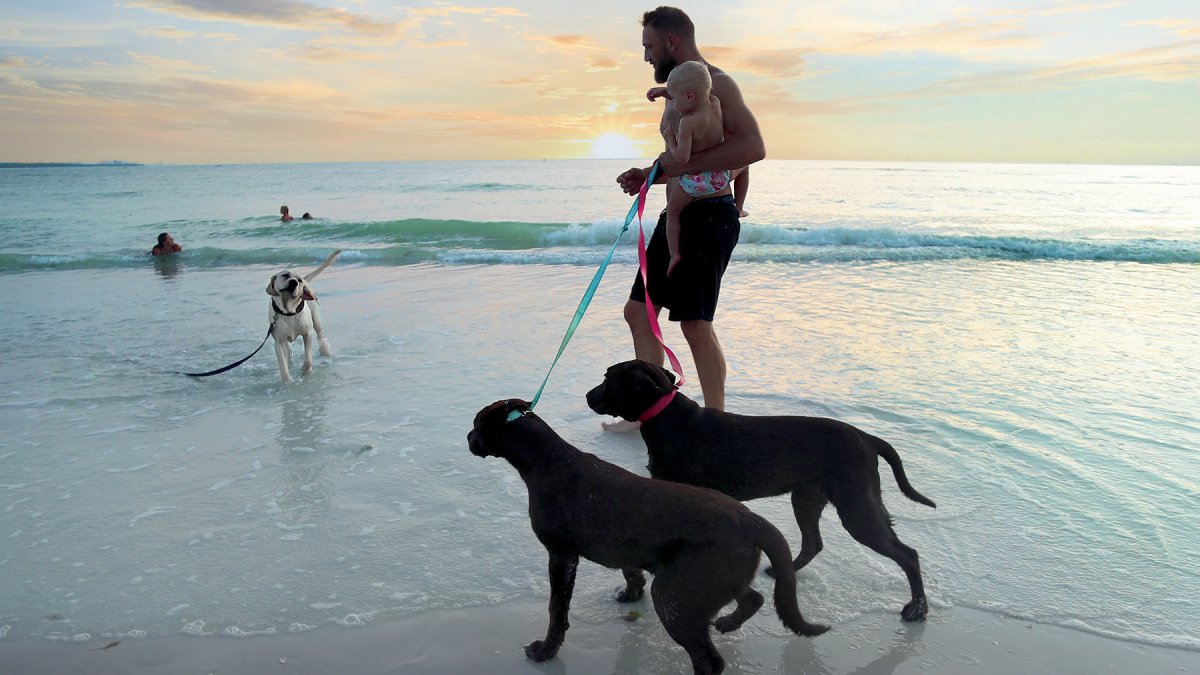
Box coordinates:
[272,299,305,317]
[638,387,678,424]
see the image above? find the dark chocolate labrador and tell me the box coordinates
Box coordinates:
[586,360,937,622]
[469,399,828,675]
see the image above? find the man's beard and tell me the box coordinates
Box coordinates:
[653,57,678,84]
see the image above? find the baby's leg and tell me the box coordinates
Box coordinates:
[733,166,750,218]
[665,178,692,277]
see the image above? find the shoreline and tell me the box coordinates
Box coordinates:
[2,601,1197,674]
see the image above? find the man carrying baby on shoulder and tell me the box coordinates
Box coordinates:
[613,6,763,427]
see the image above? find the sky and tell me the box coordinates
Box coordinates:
[0,0,1197,165]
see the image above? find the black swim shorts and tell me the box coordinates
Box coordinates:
[629,194,740,322]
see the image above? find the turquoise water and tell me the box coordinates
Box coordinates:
[0,160,1197,653]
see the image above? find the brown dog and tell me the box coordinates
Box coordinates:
[468,399,828,675]
[587,360,937,622]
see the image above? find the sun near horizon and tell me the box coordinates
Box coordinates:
[588,133,644,160]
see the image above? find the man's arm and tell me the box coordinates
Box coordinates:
[657,71,764,176]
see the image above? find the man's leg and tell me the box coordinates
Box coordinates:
[623,298,665,365]
[680,319,725,411]
[604,299,668,432]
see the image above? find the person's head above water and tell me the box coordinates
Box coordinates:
[152,232,181,256]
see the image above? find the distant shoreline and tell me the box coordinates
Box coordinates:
[0,162,142,169]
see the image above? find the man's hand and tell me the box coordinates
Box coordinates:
[655,151,684,178]
[616,166,649,196]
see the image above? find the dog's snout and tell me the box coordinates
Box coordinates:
[585,384,606,412]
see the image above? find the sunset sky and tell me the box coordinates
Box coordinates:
[1,0,1197,164]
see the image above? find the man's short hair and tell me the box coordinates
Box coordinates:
[641,6,695,42]
[667,61,712,97]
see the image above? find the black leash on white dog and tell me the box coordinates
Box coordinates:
[170,298,304,377]
[171,321,275,377]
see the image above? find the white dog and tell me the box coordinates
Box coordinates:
[265,250,342,382]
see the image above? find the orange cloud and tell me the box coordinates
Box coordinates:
[707,46,808,78]
[524,33,605,52]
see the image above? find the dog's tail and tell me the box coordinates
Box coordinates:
[873,436,937,508]
[749,515,829,637]
[305,249,343,281]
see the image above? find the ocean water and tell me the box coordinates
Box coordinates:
[0,160,1197,656]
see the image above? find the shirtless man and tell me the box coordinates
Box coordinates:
[614,6,765,423]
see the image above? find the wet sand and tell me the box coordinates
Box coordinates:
[3,600,1197,674]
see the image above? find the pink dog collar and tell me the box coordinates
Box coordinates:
[638,388,678,424]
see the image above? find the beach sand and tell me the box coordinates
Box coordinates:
[3,601,1198,674]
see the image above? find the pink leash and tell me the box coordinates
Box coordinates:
[635,164,686,403]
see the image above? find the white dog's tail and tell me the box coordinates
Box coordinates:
[305,249,343,281]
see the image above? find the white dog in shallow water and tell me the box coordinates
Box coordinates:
[265,250,341,382]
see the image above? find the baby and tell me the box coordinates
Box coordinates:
[648,60,749,277]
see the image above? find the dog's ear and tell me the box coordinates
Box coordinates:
[301,284,317,302]
[655,364,678,388]
[266,274,280,296]
[507,399,530,414]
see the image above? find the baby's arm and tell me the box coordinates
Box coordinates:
[646,87,670,102]
[669,118,696,164]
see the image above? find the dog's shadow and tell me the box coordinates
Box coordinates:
[273,387,335,515]
[778,619,926,675]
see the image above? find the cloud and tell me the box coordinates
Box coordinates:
[136,25,243,42]
[707,46,808,79]
[992,1,1126,18]
[124,0,402,35]
[0,56,39,90]
[876,38,1200,102]
[128,52,212,73]
[587,56,619,72]
[1126,17,1200,37]
[523,33,623,71]
[524,33,605,51]
[406,6,526,19]
[261,43,386,63]
[825,17,1041,57]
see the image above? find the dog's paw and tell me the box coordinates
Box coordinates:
[802,622,831,637]
[524,639,560,662]
[616,586,644,603]
[901,597,928,622]
[713,615,742,634]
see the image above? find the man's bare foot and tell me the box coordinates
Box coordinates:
[602,419,641,433]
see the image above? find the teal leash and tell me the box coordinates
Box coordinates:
[511,163,661,422]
